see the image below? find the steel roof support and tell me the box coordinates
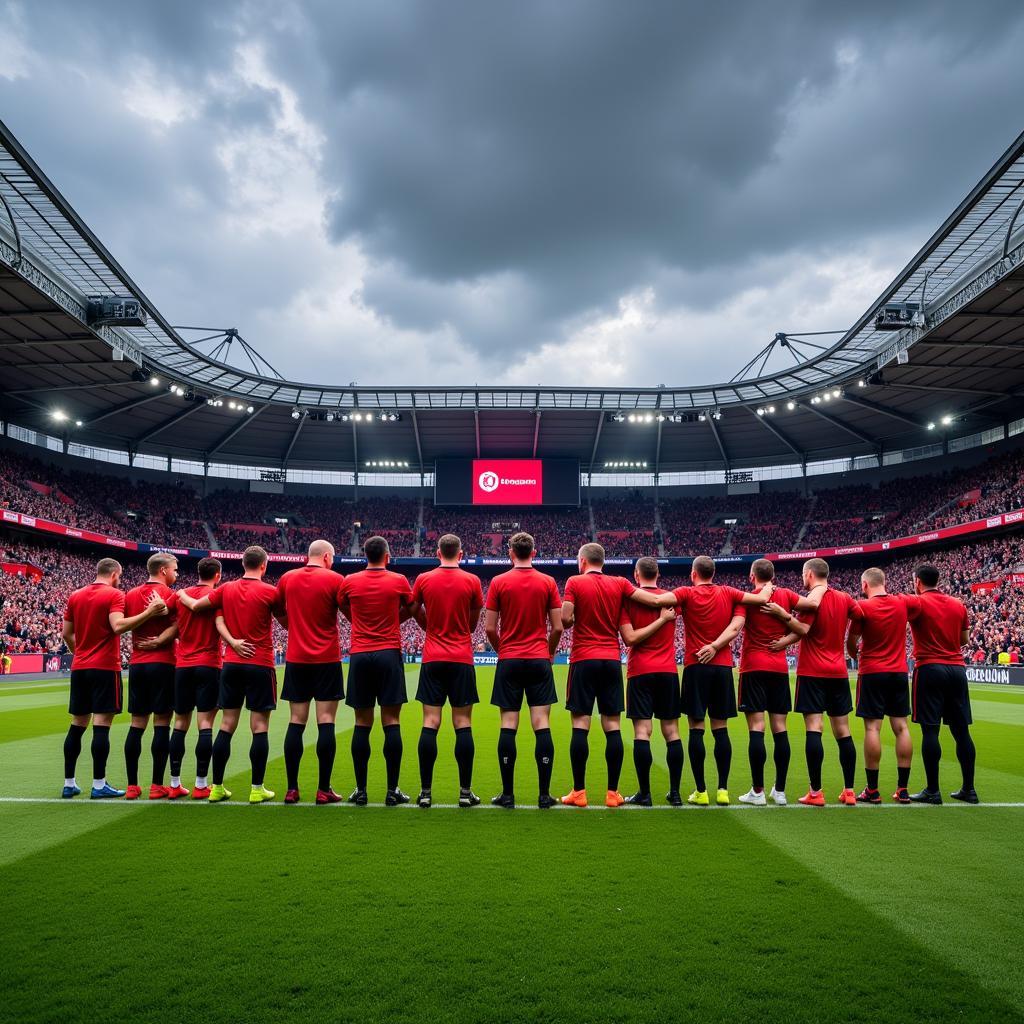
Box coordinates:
[800,402,880,448]
[205,404,266,458]
[282,411,306,466]
[532,410,541,458]
[84,391,166,427]
[133,402,206,446]
[744,406,805,459]
[707,412,729,469]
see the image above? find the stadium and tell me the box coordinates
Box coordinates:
[2,7,1024,1023]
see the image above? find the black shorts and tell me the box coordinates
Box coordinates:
[795,675,853,717]
[738,671,792,715]
[856,672,910,720]
[626,672,680,720]
[345,650,407,709]
[174,666,221,715]
[218,663,278,712]
[912,664,973,728]
[566,659,625,716]
[681,664,737,721]
[282,661,345,703]
[490,658,557,710]
[69,669,123,716]
[127,662,175,716]
[416,661,479,707]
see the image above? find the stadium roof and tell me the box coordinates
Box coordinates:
[2,118,1024,477]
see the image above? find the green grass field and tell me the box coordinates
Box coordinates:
[1,666,1022,1023]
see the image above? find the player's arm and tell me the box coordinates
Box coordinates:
[135,622,179,651]
[110,591,167,635]
[560,599,575,628]
[484,609,501,652]
[620,607,675,647]
[769,631,802,652]
[739,582,774,605]
[61,619,75,654]
[215,614,255,659]
[629,587,677,608]
[405,599,427,630]
[177,591,213,613]
[696,613,745,664]
[793,584,827,612]
[547,607,564,660]
[846,620,862,662]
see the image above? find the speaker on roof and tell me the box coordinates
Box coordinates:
[86,296,148,327]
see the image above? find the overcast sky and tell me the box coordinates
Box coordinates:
[2,1,1023,389]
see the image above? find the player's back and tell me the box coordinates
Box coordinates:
[215,577,279,666]
[909,590,969,666]
[564,571,634,661]
[175,583,222,668]
[344,567,412,653]
[798,587,855,677]
[487,566,560,659]
[278,565,345,662]
[66,582,124,670]
[674,583,746,666]
[126,581,177,663]
[857,594,910,674]
[414,566,483,663]
[740,585,800,673]
[621,585,677,676]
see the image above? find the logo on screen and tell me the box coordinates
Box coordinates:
[478,471,499,493]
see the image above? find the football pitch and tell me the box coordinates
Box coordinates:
[1,667,1022,1024]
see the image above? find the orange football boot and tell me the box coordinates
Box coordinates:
[560,789,588,808]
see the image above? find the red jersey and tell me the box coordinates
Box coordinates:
[854,594,912,675]
[343,568,413,654]
[412,566,484,664]
[126,581,177,665]
[564,571,635,662]
[672,583,746,667]
[207,576,280,668]
[795,588,857,679]
[276,565,346,664]
[619,586,677,677]
[485,566,561,660]
[64,582,126,672]
[908,590,969,666]
[175,583,222,669]
[739,585,801,675]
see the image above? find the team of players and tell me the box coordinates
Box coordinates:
[59,532,979,807]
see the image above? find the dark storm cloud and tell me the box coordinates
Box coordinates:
[2,0,1024,385]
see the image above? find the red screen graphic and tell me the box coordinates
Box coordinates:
[472,459,544,505]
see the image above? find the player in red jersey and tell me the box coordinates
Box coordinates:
[122,553,180,800]
[560,542,642,808]
[485,531,563,809]
[341,535,416,806]
[60,557,168,799]
[845,567,915,804]
[635,555,774,806]
[763,557,860,806]
[408,533,485,808]
[276,540,347,805]
[906,563,977,805]
[178,546,285,803]
[617,556,682,807]
[735,558,806,807]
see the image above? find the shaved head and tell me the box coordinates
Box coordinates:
[308,539,335,560]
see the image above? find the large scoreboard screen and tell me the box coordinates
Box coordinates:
[434,458,580,506]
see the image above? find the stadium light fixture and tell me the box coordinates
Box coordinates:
[150,375,160,387]
[927,422,936,430]
[756,408,765,416]
[712,410,722,420]
[857,379,866,387]
[767,405,775,414]
[941,414,953,425]
[786,401,796,411]
[74,419,82,427]
[51,409,67,422]
[246,405,254,414]
[290,408,300,419]
[832,388,841,398]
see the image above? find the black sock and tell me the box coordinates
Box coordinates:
[151,725,170,786]
[169,728,186,779]
[316,723,336,791]
[837,735,856,789]
[534,728,554,797]
[712,727,731,790]
[866,767,879,791]
[806,730,824,791]
[284,722,305,789]
[351,725,371,791]
[63,724,85,779]
[773,730,791,792]
[196,728,213,778]
[91,725,110,780]
[212,729,232,786]
[418,726,438,790]
[897,764,911,790]
[748,730,766,791]
[455,726,474,789]
[124,725,144,787]
[605,729,624,792]
[665,738,684,793]
[951,724,976,790]
[633,739,652,796]
[569,727,589,791]
[921,724,941,792]
[688,729,706,792]
[250,732,269,787]
[498,727,517,796]
[383,724,403,791]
